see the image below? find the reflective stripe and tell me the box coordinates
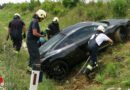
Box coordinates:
[87,65,93,71]
[96,64,98,67]
[27,66,32,72]
[93,64,99,69]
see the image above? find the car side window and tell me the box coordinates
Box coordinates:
[67,26,95,42]
[55,26,95,49]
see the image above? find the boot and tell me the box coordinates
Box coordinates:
[83,68,91,80]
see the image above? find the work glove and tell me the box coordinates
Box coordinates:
[6,35,9,41]
[41,31,47,35]
[42,34,46,37]
[40,31,43,35]
[23,33,26,39]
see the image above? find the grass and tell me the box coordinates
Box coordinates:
[91,41,130,90]
[0,1,130,90]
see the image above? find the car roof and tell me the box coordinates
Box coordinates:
[102,19,130,25]
[61,22,93,35]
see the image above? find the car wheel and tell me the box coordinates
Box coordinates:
[49,60,69,80]
[115,27,128,42]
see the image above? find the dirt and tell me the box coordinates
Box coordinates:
[57,73,102,90]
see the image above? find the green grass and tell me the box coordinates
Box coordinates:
[0,1,130,90]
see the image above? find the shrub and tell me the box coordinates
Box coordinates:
[94,10,105,20]
[76,3,86,16]
[19,3,29,11]
[86,8,105,20]
[96,0,103,7]
[111,0,127,17]
[86,8,94,19]
[41,1,54,12]
[51,8,64,16]
[29,0,40,11]
[62,0,79,8]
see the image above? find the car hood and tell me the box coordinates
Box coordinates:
[40,43,77,62]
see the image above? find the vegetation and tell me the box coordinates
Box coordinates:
[111,0,127,17]
[0,0,129,90]
[62,0,79,8]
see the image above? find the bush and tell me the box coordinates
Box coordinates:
[51,8,64,16]
[41,1,54,12]
[96,0,103,7]
[94,10,105,20]
[62,0,79,8]
[111,0,127,17]
[86,8,94,19]
[76,3,86,16]
[19,3,29,11]
[29,0,40,11]
[86,8,105,20]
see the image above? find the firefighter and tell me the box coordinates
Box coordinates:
[26,9,46,72]
[83,25,113,79]
[7,13,26,54]
[47,17,60,39]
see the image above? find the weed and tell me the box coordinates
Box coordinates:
[103,79,118,85]
[105,63,117,77]
[95,74,105,84]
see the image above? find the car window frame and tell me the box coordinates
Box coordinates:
[54,26,96,50]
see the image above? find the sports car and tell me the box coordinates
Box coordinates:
[39,19,130,80]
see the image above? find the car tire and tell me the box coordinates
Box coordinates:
[115,27,128,42]
[49,60,69,80]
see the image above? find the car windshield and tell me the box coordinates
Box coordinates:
[39,34,64,54]
[93,22,108,27]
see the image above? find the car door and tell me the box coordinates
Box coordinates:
[76,26,97,52]
[54,26,96,66]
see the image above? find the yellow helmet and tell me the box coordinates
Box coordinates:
[36,9,46,19]
[97,25,105,32]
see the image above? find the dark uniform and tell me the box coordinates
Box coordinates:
[84,30,111,77]
[27,19,41,67]
[48,22,60,37]
[8,17,25,51]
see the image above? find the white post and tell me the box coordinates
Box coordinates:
[29,70,40,90]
